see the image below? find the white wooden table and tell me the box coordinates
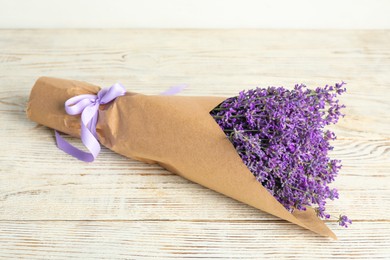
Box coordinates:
[0,29,389,259]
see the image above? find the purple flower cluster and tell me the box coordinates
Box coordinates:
[210,82,351,227]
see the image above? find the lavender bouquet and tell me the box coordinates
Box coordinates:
[211,82,351,228]
[28,77,350,238]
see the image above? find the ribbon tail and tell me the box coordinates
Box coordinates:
[80,120,101,159]
[160,84,187,95]
[55,131,95,162]
[80,104,101,160]
[89,113,99,139]
[55,104,101,162]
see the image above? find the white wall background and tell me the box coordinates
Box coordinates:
[0,0,389,29]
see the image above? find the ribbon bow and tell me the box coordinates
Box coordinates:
[55,83,126,162]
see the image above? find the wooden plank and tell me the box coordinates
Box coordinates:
[0,221,389,259]
[0,30,389,96]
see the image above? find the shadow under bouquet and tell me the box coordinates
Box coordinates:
[27,77,351,239]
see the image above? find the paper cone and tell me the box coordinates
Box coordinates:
[27,77,337,239]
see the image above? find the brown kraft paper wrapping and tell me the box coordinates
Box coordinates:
[27,77,337,239]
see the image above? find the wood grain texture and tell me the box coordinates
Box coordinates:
[1,221,389,259]
[0,29,389,259]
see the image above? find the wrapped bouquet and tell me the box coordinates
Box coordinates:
[27,77,350,239]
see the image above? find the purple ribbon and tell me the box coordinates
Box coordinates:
[55,83,186,162]
[55,83,126,162]
[159,84,186,96]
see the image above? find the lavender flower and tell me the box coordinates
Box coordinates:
[210,82,350,227]
[338,215,352,228]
